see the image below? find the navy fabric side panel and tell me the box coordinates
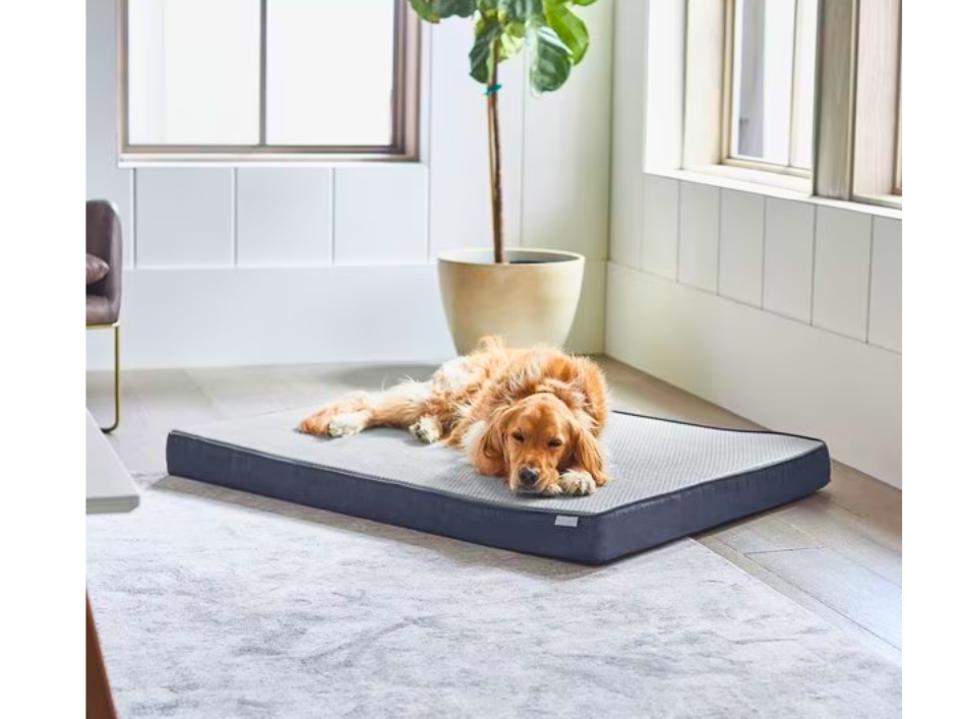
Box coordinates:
[588,445,832,564]
[167,433,830,565]
[167,433,604,564]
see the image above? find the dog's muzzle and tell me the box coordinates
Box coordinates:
[519,467,539,488]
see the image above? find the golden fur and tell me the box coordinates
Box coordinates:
[299,336,610,496]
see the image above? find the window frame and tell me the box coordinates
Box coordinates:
[815,0,901,208]
[681,0,901,209]
[117,0,421,164]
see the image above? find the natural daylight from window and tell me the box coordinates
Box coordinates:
[728,0,817,172]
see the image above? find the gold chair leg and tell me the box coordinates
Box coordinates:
[100,324,120,433]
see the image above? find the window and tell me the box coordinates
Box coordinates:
[120,0,420,161]
[726,0,817,174]
[682,0,901,207]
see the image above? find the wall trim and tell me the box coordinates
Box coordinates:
[87,262,607,371]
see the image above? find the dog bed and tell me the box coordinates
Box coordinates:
[166,408,829,564]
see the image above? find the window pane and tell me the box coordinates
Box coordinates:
[266,0,396,147]
[127,0,261,145]
[731,0,796,166]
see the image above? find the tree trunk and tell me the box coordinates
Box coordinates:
[486,62,506,264]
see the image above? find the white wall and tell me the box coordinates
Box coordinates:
[607,0,902,487]
[87,0,612,368]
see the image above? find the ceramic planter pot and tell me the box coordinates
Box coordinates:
[437,248,585,354]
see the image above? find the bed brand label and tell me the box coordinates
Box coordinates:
[554,515,579,528]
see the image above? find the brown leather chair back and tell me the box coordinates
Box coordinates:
[86,201,122,324]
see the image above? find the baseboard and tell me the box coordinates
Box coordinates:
[86,262,607,371]
[605,262,901,488]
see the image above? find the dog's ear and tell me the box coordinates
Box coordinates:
[468,413,508,477]
[572,358,609,433]
[569,422,608,486]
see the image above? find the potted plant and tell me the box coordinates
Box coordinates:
[409,0,599,353]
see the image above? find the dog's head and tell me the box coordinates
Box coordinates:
[469,393,605,495]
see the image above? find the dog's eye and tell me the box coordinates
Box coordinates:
[547,438,563,448]
[511,432,525,443]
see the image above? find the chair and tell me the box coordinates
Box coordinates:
[87,200,122,433]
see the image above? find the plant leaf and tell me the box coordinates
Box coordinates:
[501,0,544,22]
[469,16,504,84]
[529,24,572,92]
[408,0,477,23]
[571,0,599,6]
[544,1,589,64]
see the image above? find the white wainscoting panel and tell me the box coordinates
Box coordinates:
[606,263,901,487]
[868,217,902,352]
[523,1,612,260]
[678,182,720,292]
[812,206,872,340]
[640,175,679,278]
[135,169,235,267]
[718,189,764,306]
[87,0,134,267]
[236,168,333,267]
[763,197,815,321]
[88,261,606,369]
[333,165,428,265]
[101,266,456,368]
[608,0,647,269]
[427,20,524,257]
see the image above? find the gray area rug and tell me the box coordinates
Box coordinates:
[87,476,901,719]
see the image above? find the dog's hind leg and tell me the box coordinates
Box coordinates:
[369,380,452,443]
[367,380,434,431]
[298,394,372,437]
[300,380,439,440]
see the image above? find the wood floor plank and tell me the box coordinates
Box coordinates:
[700,536,901,665]
[819,462,902,537]
[89,369,221,476]
[186,366,291,419]
[744,546,901,649]
[701,512,821,554]
[776,500,901,585]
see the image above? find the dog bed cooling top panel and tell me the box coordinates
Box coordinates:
[167,409,830,564]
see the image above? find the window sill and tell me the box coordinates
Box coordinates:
[853,193,902,211]
[118,152,421,169]
[648,166,902,219]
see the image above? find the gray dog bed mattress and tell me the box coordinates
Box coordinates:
[166,408,830,564]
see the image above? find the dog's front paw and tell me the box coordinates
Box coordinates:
[542,483,564,497]
[409,416,441,444]
[558,470,597,496]
[327,412,368,438]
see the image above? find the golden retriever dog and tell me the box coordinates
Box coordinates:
[298,336,609,496]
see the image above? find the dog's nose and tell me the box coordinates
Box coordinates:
[519,467,539,487]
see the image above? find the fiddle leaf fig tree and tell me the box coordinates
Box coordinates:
[408,0,600,263]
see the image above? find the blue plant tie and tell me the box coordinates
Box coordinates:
[485,83,503,96]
